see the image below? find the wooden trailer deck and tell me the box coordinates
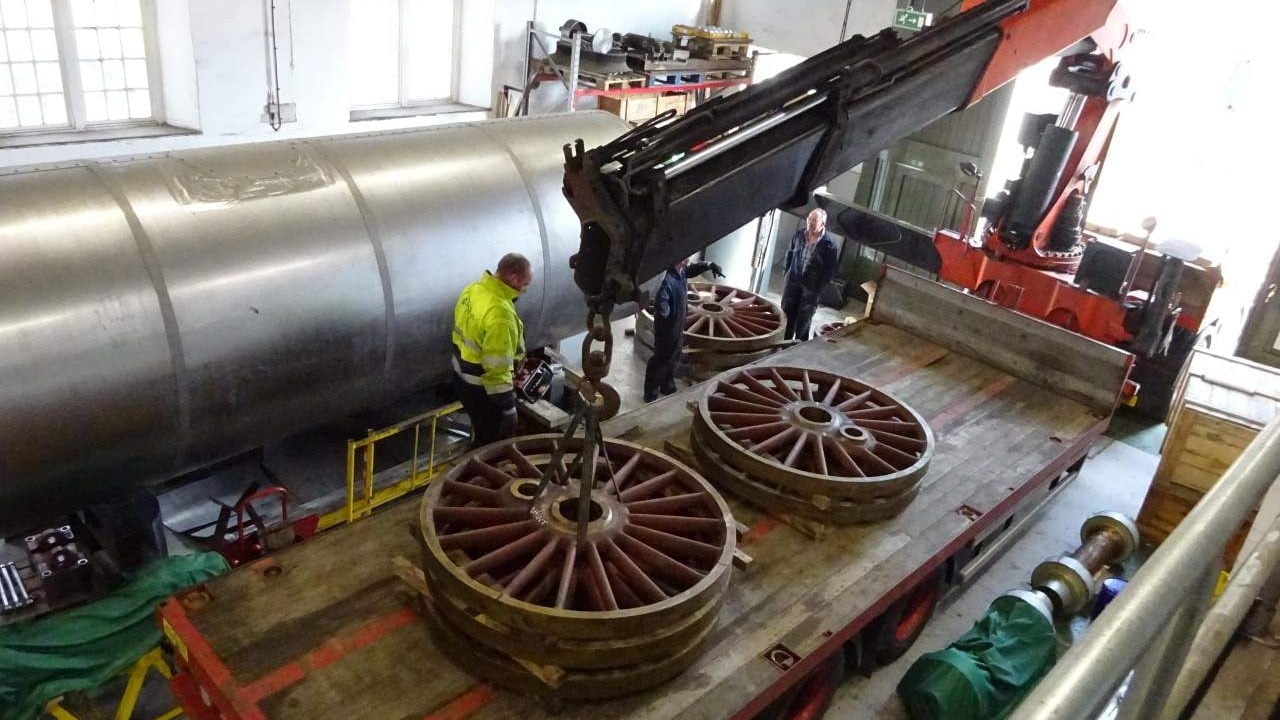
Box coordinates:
[159,268,1132,720]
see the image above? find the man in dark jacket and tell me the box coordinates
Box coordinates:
[782,208,839,341]
[643,257,724,402]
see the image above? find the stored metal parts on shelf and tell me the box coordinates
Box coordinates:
[0,562,33,612]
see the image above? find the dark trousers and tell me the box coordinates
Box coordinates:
[781,282,818,341]
[643,324,683,401]
[453,375,516,448]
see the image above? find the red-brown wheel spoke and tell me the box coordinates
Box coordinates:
[782,432,808,467]
[689,315,709,333]
[520,568,559,605]
[870,429,928,452]
[743,373,791,404]
[504,445,541,478]
[852,447,896,474]
[626,492,708,514]
[709,395,780,414]
[872,441,917,468]
[619,469,680,502]
[812,434,829,475]
[823,436,864,477]
[615,533,705,588]
[630,513,725,535]
[728,314,771,333]
[721,317,756,338]
[472,459,519,488]
[586,542,618,610]
[606,562,644,608]
[768,368,801,401]
[442,479,502,506]
[502,536,562,598]
[711,411,784,426]
[610,452,644,492]
[625,525,722,563]
[846,405,903,419]
[465,529,546,577]
[836,390,873,411]
[821,378,842,406]
[601,538,667,603]
[856,419,917,432]
[725,420,791,440]
[800,370,815,401]
[440,519,538,552]
[720,382,786,408]
[720,288,738,303]
[434,506,530,527]
[751,426,799,455]
[554,541,578,609]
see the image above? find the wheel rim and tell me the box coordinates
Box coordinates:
[694,366,934,503]
[420,434,735,640]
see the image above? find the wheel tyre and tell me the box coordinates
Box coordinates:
[867,569,944,666]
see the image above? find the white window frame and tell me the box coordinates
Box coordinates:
[1,0,174,146]
[349,0,469,121]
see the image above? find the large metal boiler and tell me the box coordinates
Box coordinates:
[0,112,628,531]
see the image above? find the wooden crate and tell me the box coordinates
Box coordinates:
[656,92,689,117]
[597,93,658,124]
[1137,350,1280,563]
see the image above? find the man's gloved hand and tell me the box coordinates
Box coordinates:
[709,262,726,279]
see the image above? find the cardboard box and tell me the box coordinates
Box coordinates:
[598,94,659,124]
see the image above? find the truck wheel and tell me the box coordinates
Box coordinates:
[754,651,846,720]
[867,569,943,665]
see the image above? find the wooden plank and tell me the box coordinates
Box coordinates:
[175,314,1106,720]
[868,266,1131,414]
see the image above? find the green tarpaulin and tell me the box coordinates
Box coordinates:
[0,552,228,720]
[897,593,1057,720]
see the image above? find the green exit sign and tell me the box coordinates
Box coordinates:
[893,8,933,31]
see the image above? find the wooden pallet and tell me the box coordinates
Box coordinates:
[159,269,1128,720]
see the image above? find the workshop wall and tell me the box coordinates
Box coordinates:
[722,0,897,57]
[0,0,705,169]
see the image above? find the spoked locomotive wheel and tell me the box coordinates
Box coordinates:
[691,366,933,523]
[684,282,785,352]
[419,435,735,696]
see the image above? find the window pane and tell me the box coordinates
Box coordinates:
[39,91,64,124]
[35,59,59,91]
[98,27,120,58]
[1,0,28,27]
[16,92,40,124]
[94,0,117,27]
[116,0,139,26]
[402,0,455,102]
[120,26,142,57]
[123,57,144,87]
[83,88,105,120]
[126,87,146,117]
[30,27,54,59]
[0,31,7,61]
[76,27,98,58]
[105,87,126,118]
[79,59,101,89]
[26,0,53,27]
[6,29,30,61]
[0,66,11,94]
[0,96,17,127]
[348,0,399,107]
[101,57,122,88]
[70,0,93,26]
[11,60,35,92]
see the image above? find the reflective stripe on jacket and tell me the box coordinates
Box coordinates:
[451,271,526,396]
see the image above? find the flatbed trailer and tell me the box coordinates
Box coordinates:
[158,268,1132,720]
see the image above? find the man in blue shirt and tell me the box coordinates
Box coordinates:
[643,258,724,402]
[782,208,839,341]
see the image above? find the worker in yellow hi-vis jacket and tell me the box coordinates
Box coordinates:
[451,253,532,447]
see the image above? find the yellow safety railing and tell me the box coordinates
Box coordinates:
[317,401,464,530]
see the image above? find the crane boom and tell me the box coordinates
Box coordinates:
[562,0,1126,314]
